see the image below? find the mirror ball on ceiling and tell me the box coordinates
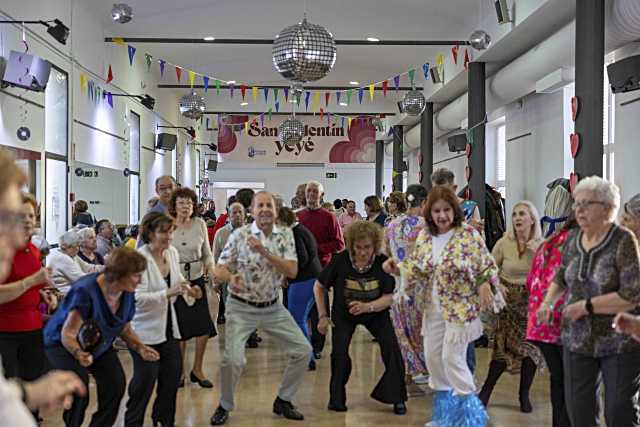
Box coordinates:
[402,90,426,116]
[272,18,337,83]
[179,91,206,120]
[469,29,492,50]
[278,117,305,147]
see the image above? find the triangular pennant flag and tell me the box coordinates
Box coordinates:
[229,83,235,98]
[244,121,249,135]
[334,115,339,127]
[382,80,388,97]
[436,54,445,76]
[346,89,352,105]
[348,117,353,129]
[112,37,126,46]
[275,101,280,112]
[263,87,269,103]
[127,45,136,66]
[341,117,345,128]
[274,88,279,102]
[325,92,330,107]
[107,92,113,108]
[88,80,94,101]
[260,113,265,127]
[393,75,400,92]
[368,84,375,101]
[159,60,166,77]
[296,92,301,106]
[358,88,364,104]
[312,91,320,113]
[327,112,331,125]
[240,85,247,100]
[422,63,430,80]
[95,86,101,104]
[252,86,258,103]
[80,73,87,93]
[203,76,210,92]
[268,108,273,120]
[319,108,324,119]
[452,45,459,65]
[305,91,311,110]
[464,49,470,70]
[408,69,416,87]
[284,87,289,102]
[145,53,152,72]
[106,65,113,84]
[188,70,196,88]
[175,66,182,82]
[336,91,341,105]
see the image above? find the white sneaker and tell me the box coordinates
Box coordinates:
[413,374,430,385]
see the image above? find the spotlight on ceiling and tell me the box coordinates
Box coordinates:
[111,3,133,24]
[349,81,359,85]
[203,36,215,41]
[139,94,155,110]
[366,37,380,42]
[240,102,248,106]
[44,19,69,45]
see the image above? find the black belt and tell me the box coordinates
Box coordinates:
[231,294,278,308]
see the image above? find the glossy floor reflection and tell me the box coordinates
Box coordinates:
[44,325,553,426]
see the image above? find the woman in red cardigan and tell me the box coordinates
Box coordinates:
[0,193,54,383]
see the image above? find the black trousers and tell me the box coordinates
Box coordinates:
[309,292,330,354]
[564,349,640,427]
[46,345,126,427]
[535,342,570,427]
[0,329,45,382]
[124,339,182,426]
[330,311,407,406]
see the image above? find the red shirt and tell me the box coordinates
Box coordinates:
[297,208,345,267]
[213,213,228,237]
[0,243,45,332]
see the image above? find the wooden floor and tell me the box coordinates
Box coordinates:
[43,325,553,427]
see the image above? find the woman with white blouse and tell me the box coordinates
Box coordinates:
[125,212,202,427]
[47,229,98,295]
[169,187,217,388]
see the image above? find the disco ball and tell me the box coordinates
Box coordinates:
[278,117,305,146]
[402,90,426,116]
[272,18,337,83]
[180,91,206,120]
[111,3,133,24]
[469,30,491,50]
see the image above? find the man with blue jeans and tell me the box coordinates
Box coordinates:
[210,191,311,426]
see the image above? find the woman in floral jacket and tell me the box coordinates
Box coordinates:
[386,186,500,427]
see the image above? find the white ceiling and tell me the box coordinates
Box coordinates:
[88,0,487,112]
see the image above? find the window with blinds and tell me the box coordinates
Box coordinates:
[496,124,506,197]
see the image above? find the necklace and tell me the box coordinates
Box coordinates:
[349,253,375,273]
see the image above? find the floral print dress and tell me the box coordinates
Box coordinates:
[384,214,427,375]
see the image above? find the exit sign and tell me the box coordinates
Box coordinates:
[326,172,337,179]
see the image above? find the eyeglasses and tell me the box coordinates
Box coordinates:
[572,200,607,210]
[176,200,193,206]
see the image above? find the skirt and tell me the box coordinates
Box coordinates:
[390,295,426,376]
[490,280,543,373]
[174,276,217,340]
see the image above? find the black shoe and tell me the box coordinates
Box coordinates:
[308,359,316,371]
[246,339,259,348]
[393,402,407,415]
[217,315,226,325]
[256,335,263,343]
[519,396,533,413]
[327,402,348,412]
[178,376,185,388]
[190,371,213,388]
[273,397,304,420]
[313,351,322,360]
[210,406,229,425]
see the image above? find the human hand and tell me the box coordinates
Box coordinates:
[348,301,372,316]
[526,240,541,252]
[469,218,484,231]
[536,303,554,325]
[40,289,58,312]
[167,281,191,298]
[187,284,203,299]
[138,345,160,362]
[204,263,214,277]
[478,283,494,311]
[229,274,245,294]
[562,300,588,322]
[613,312,640,342]
[30,267,51,288]
[74,349,93,367]
[497,283,509,297]
[247,236,267,256]
[22,370,87,413]
[382,258,399,275]
[317,316,332,335]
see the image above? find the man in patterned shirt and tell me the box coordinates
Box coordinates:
[210,191,312,426]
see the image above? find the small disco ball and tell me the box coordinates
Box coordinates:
[272,18,337,83]
[469,30,491,50]
[402,90,426,116]
[111,3,133,24]
[179,91,206,120]
[278,117,305,147]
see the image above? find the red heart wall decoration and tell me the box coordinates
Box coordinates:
[569,172,579,194]
[571,96,579,121]
[465,165,472,181]
[570,133,580,158]
[465,143,472,158]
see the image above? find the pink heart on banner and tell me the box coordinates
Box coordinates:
[465,143,472,158]
[570,133,580,158]
[465,165,472,181]
[570,172,579,194]
[571,96,579,121]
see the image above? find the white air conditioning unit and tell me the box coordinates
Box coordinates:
[535,68,575,94]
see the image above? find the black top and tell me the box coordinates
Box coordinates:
[203,209,217,222]
[317,251,395,321]
[165,273,173,340]
[372,212,388,227]
[290,223,322,283]
[73,212,96,227]
[77,251,105,266]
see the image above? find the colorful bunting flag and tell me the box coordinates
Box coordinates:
[312,91,320,113]
[305,91,311,110]
[346,89,352,105]
[319,108,324,119]
[284,87,289,102]
[159,60,166,78]
[175,66,182,82]
[464,49,470,70]
[88,80,94,101]
[263,87,269,103]
[336,91,341,105]
[325,92,330,107]
[229,83,235,98]
[107,92,113,108]
[112,37,125,46]
[382,80,388,97]
[274,88,279,102]
[393,75,400,92]
[436,54,445,76]
[368,84,375,101]
[341,117,345,129]
[327,112,331,125]
[422,63,430,80]
[240,85,247,100]
[348,117,353,129]
[106,65,113,84]
[252,86,258,103]
[268,108,273,120]
[452,45,459,65]
[260,113,265,127]
[408,69,416,87]
[204,76,211,92]
[358,88,364,104]
[244,121,249,135]
[188,70,196,88]
[275,101,280,112]
[127,45,136,66]
[79,73,87,92]
[145,53,152,72]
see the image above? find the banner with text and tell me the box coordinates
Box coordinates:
[217,116,376,163]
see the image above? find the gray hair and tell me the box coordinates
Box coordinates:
[59,229,83,250]
[306,180,324,194]
[625,194,640,218]
[574,176,620,221]
[431,168,455,186]
[508,200,543,241]
[75,226,96,242]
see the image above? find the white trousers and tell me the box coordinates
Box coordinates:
[423,310,477,396]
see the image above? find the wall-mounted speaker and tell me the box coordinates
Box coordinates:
[156,133,177,151]
[207,159,218,171]
[448,134,467,152]
[608,55,640,94]
[495,0,512,24]
[2,50,51,92]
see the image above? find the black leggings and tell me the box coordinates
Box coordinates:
[0,329,45,382]
[535,342,570,427]
[46,345,126,427]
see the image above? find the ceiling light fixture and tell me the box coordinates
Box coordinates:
[227,80,236,84]
[111,4,133,24]
[203,36,215,41]
[339,102,348,106]
[366,37,380,42]
[240,102,248,106]
[349,81,359,85]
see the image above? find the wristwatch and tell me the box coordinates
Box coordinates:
[585,298,594,315]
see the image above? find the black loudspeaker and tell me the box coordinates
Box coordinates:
[207,159,218,171]
[2,50,51,92]
[608,55,640,94]
[156,133,177,150]
[448,134,467,152]
[495,0,511,24]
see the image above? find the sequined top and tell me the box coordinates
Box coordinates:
[404,223,500,324]
[555,225,640,356]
